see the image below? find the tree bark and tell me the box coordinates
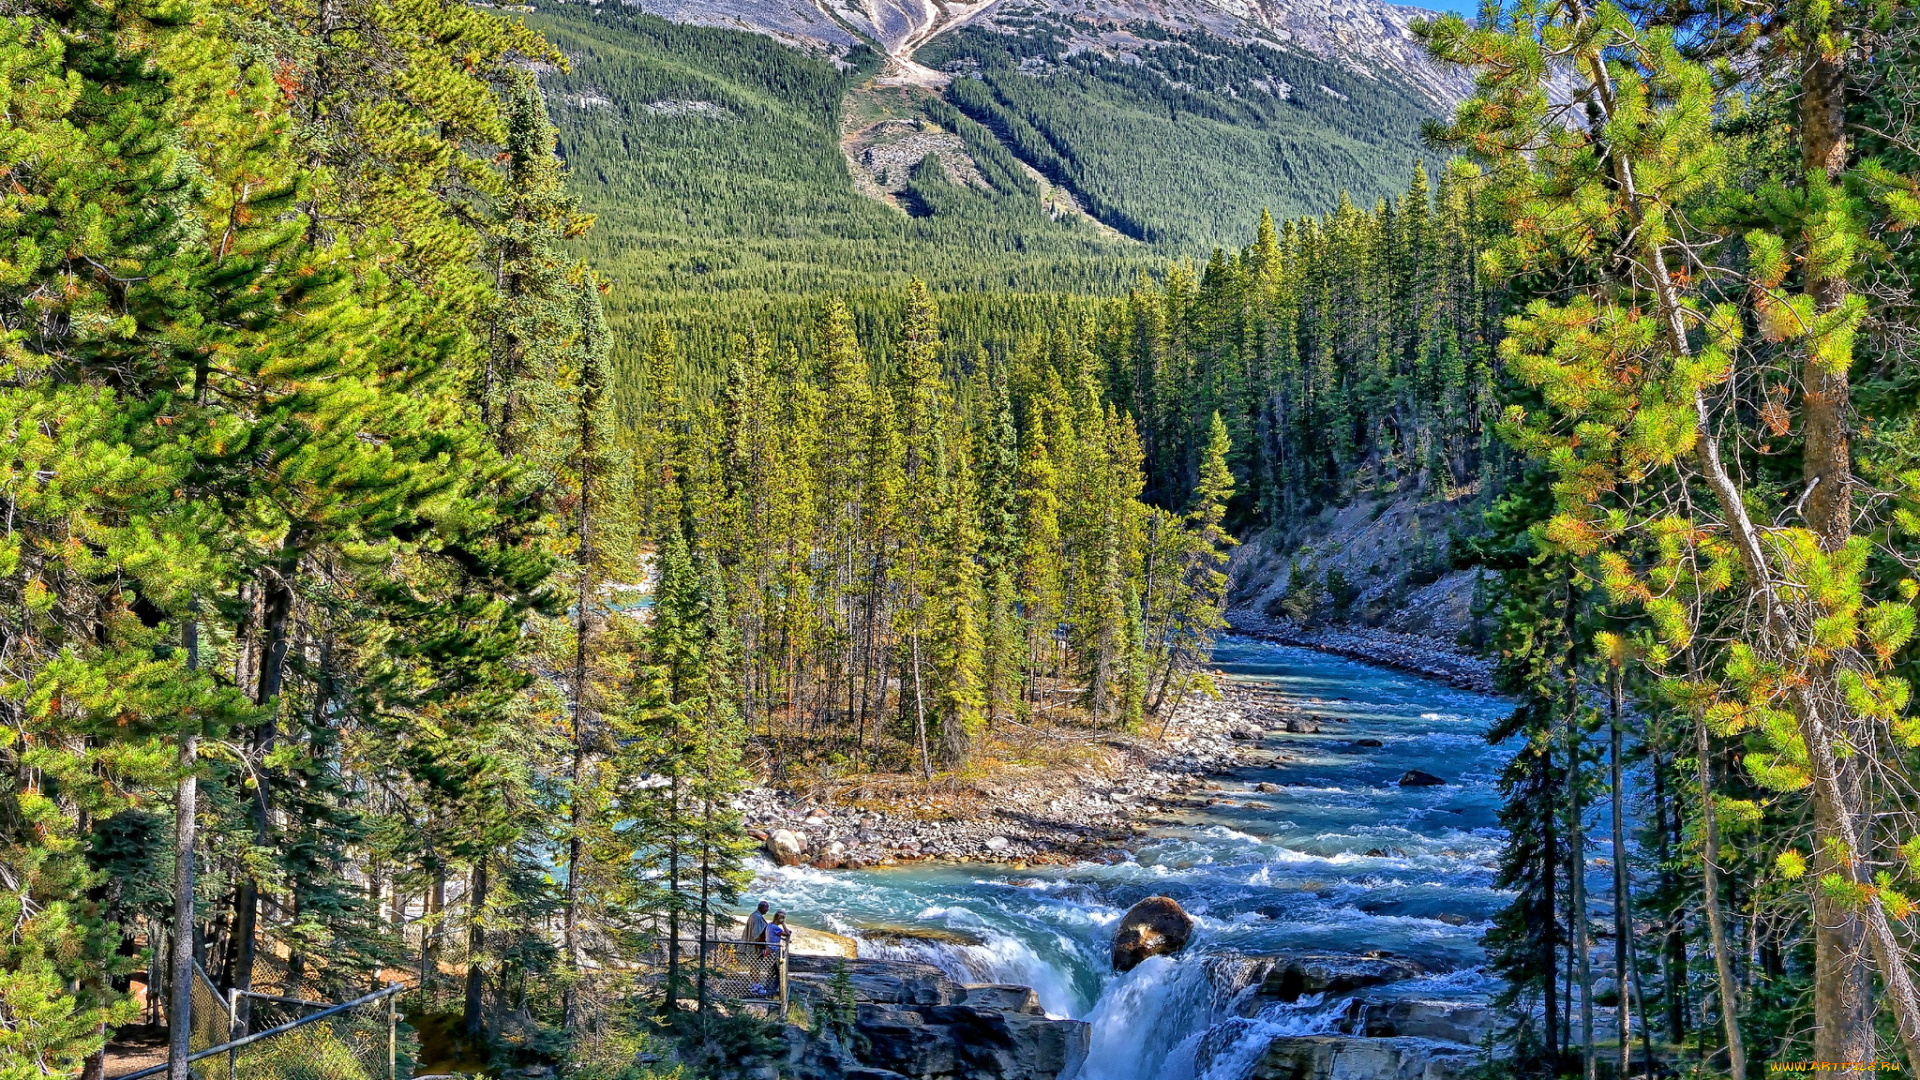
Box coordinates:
[1697,719,1747,1080]
[1609,673,1631,1079]
[233,561,294,1024]
[169,613,200,1080]
[1543,742,1559,1063]
[1570,711,1593,1080]
[1798,39,1875,1070]
[463,858,488,1038]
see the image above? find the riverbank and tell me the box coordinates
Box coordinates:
[744,625,1501,868]
[1227,609,1496,694]
[742,676,1338,868]
[740,637,1516,1080]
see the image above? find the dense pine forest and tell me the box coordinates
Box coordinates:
[13,0,1920,1078]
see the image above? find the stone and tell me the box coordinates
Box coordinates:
[961,984,1045,1015]
[1397,769,1446,787]
[1285,716,1321,734]
[767,828,808,865]
[1352,738,1384,748]
[1239,953,1425,1008]
[1230,726,1262,740]
[812,840,848,870]
[784,957,1088,1080]
[1231,1035,1476,1080]
[985,835,1012,852]
[1434,913,1470,927]
[1347,1000,1497,1045]
[1255,782,1282,794]
[1111,895,1196,972]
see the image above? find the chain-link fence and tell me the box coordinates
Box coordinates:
[129,963,405,1080]
[698,939,787,1014]
[188,962,230,1063]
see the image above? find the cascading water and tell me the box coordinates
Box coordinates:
[743,636,1513,1079]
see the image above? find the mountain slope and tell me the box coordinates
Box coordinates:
[592,0,1454,250]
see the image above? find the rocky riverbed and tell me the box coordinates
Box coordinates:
[730,635,1515,1080]
[1227,610,1495,694]
[740,675,1363,869]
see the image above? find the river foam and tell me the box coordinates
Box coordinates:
[744,636,1514,1078]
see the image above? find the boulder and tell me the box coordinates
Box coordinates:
[1397,770,1446,787]
[767,828,809,865]
[1239,953,1425,1009]
[1255,782,1282,794]
[962,985,1046,1015]
[1111,896,1196,972]
[1230,1035,1476,1080]
[1352,738,1385,748]
[783,957,1088,1079]
[812,840,847,870]
[1285,716,1321,734]
[1347,999,1498,1046]
[855,1003,1089,1079]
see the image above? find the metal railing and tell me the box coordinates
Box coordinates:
[130,961,404,1080]
[698,938,788,1015]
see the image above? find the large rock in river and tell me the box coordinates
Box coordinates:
[782,956,1090,1080]
[766,828,808,865]
[1397,769,1446,787]
[1230,1035,1476,1080]
[1236,953,1426,1010]
[1111,896,1196,972]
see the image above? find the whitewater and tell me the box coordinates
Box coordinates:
[739,635,1515,1079]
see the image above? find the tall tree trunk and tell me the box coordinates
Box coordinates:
[1653,753,1687,1042]
[1543,743,1559,1063]
[233,562,294,1024]
[1608,672,1646,1077]
[564,465,594,1032]
[463,858,488,1037]
[169,612,201,1080]
[1799,41,1875,1071]
[1697,719,1747,1080]
[912,632,932,781]
[1570,712,1593,1080]
[666,772,682,1014]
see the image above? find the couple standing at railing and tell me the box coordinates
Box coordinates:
[741,901,789,997]
[743,900,791,951]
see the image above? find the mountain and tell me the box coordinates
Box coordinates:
[524,0,1461,360]
[624,0,1470,108]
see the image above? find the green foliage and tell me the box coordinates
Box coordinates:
[926,26,1435,250]
[1094,165,1501,528]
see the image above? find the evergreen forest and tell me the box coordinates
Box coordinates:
[11,0,1920,1078]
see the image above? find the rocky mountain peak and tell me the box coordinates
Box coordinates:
[619,0,1471,108]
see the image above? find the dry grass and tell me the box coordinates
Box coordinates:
[746,680,1142,819]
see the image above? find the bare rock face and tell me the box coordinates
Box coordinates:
[1229,1035,1476,1080]
[1111,896,1196,972]
[780,957,1090,1080]
[1347,999,1497,1046]
[1238,953,1425,1009]
[767,828,808,866]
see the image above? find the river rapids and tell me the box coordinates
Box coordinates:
[741,635,1515,1080]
